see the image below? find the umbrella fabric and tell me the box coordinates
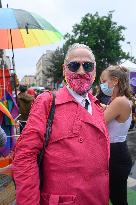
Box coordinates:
[2,91,18,119]
[0,93,17,164]
[0,102,15,125]
[0,8,62,49]
[0,91,18,157]
[0,102,15,155]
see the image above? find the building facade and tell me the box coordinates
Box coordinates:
[0,50,11,69]
[35,50,54,88]
[21,75,36,87]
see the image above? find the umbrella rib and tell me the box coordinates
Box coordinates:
[25,12,50,46]
[19,10,43,47]
[26,12,63,45]
[23,10,43,31]
[25,22,43,30]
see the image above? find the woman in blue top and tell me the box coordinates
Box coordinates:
[100,65,132,205]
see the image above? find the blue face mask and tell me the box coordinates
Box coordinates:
[100,82,113,96]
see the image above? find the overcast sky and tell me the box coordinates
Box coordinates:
[2,0,136,79]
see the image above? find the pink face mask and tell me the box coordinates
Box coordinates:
[65,68,95,95]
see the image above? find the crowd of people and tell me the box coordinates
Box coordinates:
[0,43,135,205]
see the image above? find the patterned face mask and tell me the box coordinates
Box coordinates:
[64,68,95,95]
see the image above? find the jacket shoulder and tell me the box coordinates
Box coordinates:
[17,93,34,102]
[36,91,52,101]
[32,91,53,111]
[89,93,100,105]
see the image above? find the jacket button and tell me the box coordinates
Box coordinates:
[79,137,84,143]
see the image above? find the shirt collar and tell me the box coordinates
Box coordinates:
[55,86,98,105]
[66,85,91,107]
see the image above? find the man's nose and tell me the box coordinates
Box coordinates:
[77,64,86,75]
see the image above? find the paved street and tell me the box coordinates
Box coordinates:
[128,129,136,162]
[128,129,136,178]
[127,129,136,194]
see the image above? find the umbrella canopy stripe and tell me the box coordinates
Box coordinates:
[0,29,62,49]
[13,9,42,30]
[0,8,18,29]
[30,12,60,32]
[0,8,62,49]
[0,29,25,49]
[0,8,60,32]
[20,29,62,47]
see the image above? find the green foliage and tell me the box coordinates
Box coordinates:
[48,11,130,83]
[46,47,65,84]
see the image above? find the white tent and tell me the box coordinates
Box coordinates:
[120,60,136,88]
[120,60,136,72]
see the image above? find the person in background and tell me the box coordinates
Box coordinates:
[100,66,132,205]
[130,93,136,129]
[44,86,52,91]
[97,70,111,104]
[0,126,7,148]
[96,87,111,105]
[17,85,34,133]
[0,126,7,157]
[27,88,36,98]
[92,85,100,96]
[13,43,109,205]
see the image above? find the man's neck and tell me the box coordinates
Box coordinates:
[66,85,88,98]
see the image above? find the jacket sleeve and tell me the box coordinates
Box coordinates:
[12,92,52,205]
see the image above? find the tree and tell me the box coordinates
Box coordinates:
[49,11,130,83]
[64,11,130,82]
[45,47,65,85]
[0,0,2,7]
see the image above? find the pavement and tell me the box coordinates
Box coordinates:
[126,128,136,204]
[128,176,136,191]
[128,128,136,182]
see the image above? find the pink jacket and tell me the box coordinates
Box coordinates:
[12,86,109,205]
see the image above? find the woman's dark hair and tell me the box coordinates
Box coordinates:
[105,65,132,99]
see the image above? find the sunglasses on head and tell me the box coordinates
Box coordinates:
[67,61,94,72]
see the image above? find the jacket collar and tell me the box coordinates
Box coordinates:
[55,86,99,105]
[55,86,107,136]
[55,86,77,105]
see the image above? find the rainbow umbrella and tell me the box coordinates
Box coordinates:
[0,7,63,99]
[0,8,62,48]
